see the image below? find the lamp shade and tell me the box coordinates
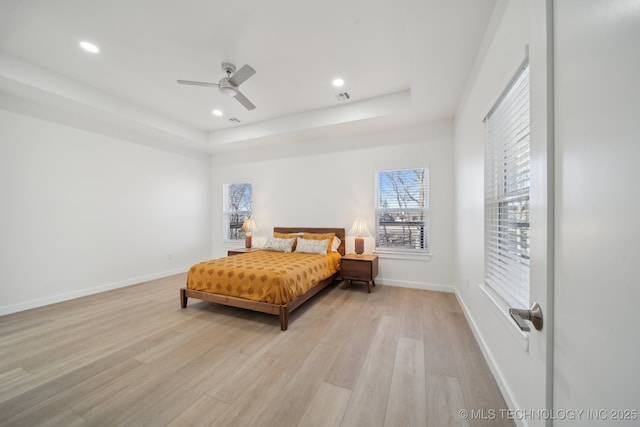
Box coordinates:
[240,219,257,234]
[348,218,371,237]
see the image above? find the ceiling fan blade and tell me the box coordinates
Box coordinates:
[234,91,256,110]
[228,64,255,86]
[177,80,219,87]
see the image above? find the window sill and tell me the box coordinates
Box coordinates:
[479,283,530,351]
[373,250,432,261]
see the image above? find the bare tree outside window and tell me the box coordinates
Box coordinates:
[375,168,429,252]
[223,183,252,240]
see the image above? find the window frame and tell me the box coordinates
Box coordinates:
[222,182,253,242]
[374,168,430,255]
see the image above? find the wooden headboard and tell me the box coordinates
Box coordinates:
[274,227,346,256]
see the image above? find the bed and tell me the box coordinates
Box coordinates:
[180,227,345,330]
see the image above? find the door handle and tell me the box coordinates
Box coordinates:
[509,302,543,332]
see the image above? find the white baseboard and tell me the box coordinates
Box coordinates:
[0,267,189,317]
[376,278,454,293]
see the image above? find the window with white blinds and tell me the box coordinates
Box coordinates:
[223,182,252,241]
[484,63,530,309]
[375,168,429,253]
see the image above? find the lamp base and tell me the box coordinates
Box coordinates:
[245,234,252,249]
[354,237,364,255]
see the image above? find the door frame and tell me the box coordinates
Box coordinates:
[528,0,555,422]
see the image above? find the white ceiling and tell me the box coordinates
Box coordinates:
[0,0,496,153]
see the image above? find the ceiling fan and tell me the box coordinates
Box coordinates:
[177,63,256,110]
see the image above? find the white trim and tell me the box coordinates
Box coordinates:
[375,278,453,293]
[373,250,432,261]
[0,267,190,316]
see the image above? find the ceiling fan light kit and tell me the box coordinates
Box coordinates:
[218,79,238,97]
[177,62,256,110]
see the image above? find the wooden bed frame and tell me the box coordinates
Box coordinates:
[180,227,345,331]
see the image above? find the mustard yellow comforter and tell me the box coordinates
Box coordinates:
[186,251,341,305]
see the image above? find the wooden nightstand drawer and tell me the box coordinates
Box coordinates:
[341,260,373,279]
[340,254,378,293]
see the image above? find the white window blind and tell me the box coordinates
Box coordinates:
[484,63,530,309]
[223,182,252,240]
[375,168,429,252]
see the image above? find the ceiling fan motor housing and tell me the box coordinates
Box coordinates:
[221,63,237,75]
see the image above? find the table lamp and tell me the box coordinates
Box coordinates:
[349,218,371,255]
[240,219,257,248]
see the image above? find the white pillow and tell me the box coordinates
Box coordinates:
[263,237,296,253]
[331,236,342,252]
[295,238,329,255]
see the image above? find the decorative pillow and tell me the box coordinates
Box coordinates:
[263,237,296,253]
[302,232,336,254]
[295,238,329,255]
[331,236,342,252]
[274,232,304,250]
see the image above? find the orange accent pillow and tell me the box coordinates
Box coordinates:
[302,232,335,254]
[274,232,304,250]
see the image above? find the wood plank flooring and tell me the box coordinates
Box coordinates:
[0,274,513,427]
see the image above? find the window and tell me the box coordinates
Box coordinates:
[375,168,429,253]
[484,62,530,309]
[223,182,252,241]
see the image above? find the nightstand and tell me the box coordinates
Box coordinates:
[227,248,261,256]
[341,254,379,293]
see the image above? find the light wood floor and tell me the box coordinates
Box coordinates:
[0,275,513,427]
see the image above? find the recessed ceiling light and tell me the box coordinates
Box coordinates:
[212,109,223,116]
[79,41,100,53]
[332,78,345,88]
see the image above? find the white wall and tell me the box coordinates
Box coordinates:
[0,109,212,315]
[453,0,534,414]
[211,121,455,291]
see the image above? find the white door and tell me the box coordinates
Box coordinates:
[553,0,640,425]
